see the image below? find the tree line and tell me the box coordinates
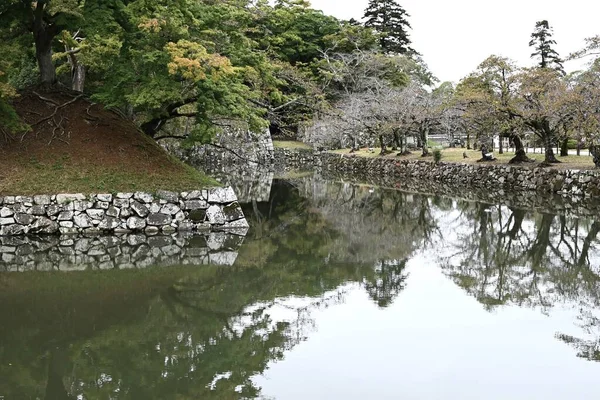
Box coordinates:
[0,0,428,145]
[2,1,599,166]
[307,18,600,165]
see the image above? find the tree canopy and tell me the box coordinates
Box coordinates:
[0,0,430,146]
[363,0,417,55]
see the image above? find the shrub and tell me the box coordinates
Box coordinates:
[566,139,586,150]
[433,149,442,163]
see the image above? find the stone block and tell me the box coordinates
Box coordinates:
[205,205,226,225]
[14,213,34,225]
[56,193,86,204]
[222,202,244,222]
[156,190,179,202]
[147,213,172,226]
[0,217,15,225]
[134,192,154,203]
[184,200,208,210]
[160,203,181,215]
[72,201,94,212]
[98,217,120,230]
[33,195,52,205]
[208,187,237,204]
[149,202,161,213]
[74,214,93,228]
[30,205,46,216]
[46,204,62,217]
[15,196,33,205]
[86,209,105,220]
[131,201,149,218]
[188,209,207,223]
[58,211,75,221]
[96,193,113,202]
[106,206,120,218]
[0,207,14,218]
[127,217,147,230]
[95,201,110,210]
[114,198,129,208]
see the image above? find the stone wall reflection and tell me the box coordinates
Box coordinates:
[209,163,275,203]
[0,232,245,271]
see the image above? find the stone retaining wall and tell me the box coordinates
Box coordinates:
[0,187,248,236]
[273,147,316,172]
[273,148,600,215]
[273,148,600,197]
[316,153,600,197]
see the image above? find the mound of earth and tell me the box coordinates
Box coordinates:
[0,87,214,195]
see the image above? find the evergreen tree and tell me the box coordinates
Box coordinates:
[363,0,417,55]
[529,20,565,74]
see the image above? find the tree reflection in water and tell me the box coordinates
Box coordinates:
[3,176,600,399]
[439,201,600,361]
[0,179,426,399]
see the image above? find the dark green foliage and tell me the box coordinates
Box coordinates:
[363,0,417,55]
[529,20,565,74]
[433,148,442,163]
[0,0,431,144]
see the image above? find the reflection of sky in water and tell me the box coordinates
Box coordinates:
[3,176,600,399]
[256,255,599,400]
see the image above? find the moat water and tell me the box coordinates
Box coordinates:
[1,175,600,399]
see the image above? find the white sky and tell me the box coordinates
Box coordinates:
[309,0,600,84]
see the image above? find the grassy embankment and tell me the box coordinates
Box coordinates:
[273,140,596,170]
[330,147,595,170]
[0,89,217,195]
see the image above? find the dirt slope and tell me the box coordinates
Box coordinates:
[0,87,213,195]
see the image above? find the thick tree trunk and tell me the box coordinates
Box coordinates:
[544,133,560,163]
[392,130,400,151]
[509,135,534,164]
[379,134,388,155]
[560,138,569,157]
[420,126,430,157]
[590,145,600,168]
[33,2,58,85]
[35,34,56,85]
[498,134,504,154]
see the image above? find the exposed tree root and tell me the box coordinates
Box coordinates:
[508,149,536,164]
[34,94,84,126]
[1,127,14,142]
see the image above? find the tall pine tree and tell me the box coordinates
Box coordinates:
[529,20,564,74]
[363,0,417,55]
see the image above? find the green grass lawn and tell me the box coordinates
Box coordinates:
[0,156,219,196]
[273,140,313,150]
[331,147,596,170]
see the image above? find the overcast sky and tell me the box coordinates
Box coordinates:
[309,0,599,84]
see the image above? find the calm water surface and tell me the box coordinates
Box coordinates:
[1,176,600,399]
